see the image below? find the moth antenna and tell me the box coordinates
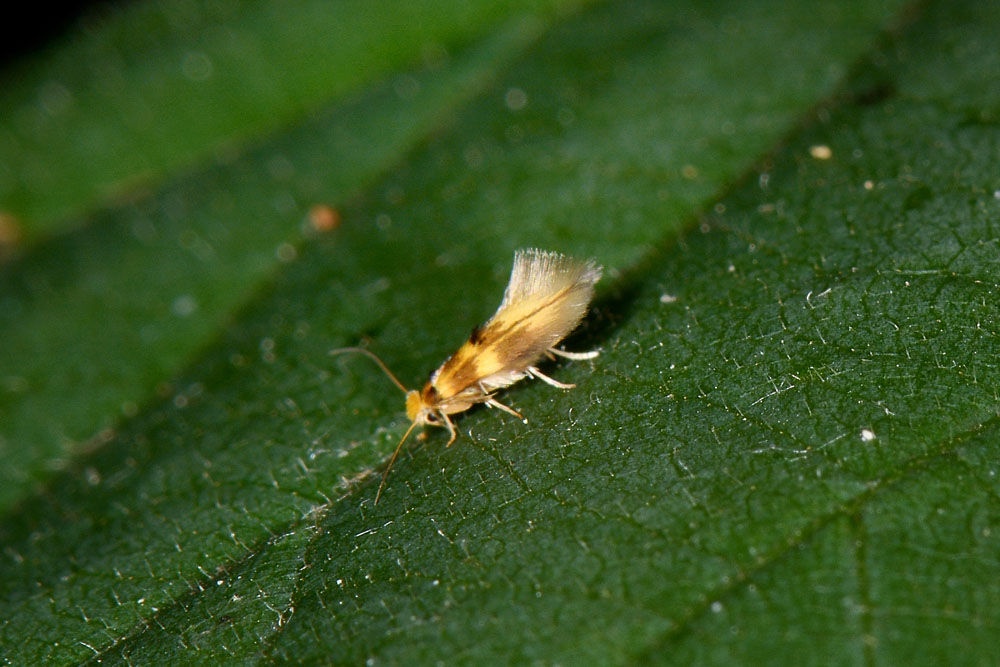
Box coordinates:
[376,419,420,504]
[330,347,409,395]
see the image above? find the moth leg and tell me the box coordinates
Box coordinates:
[548,346,599,361]
[442,412,458,447]
[528,366,576,390]
[485,397,527,423]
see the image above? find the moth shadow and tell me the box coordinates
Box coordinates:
[558,265,645,356]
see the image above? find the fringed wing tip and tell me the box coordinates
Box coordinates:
[503,248,602,307]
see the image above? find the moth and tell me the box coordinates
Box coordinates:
[332,248,602,503]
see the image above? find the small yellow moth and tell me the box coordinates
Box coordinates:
[332,248,602,503]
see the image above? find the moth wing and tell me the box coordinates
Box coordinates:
[498,248,601,311]
[432,249,601,399]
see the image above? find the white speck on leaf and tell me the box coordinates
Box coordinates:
[809,144,832,159]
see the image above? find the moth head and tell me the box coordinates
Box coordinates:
[405,388,444,427]
[405,390,423,422]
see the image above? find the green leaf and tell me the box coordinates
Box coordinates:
[0,0,588,240]
[0,5,549,511]
[4,0,999,664]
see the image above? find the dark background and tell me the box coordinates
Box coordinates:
[1,1,110,66]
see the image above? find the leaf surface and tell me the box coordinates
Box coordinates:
[4,0,998,664]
